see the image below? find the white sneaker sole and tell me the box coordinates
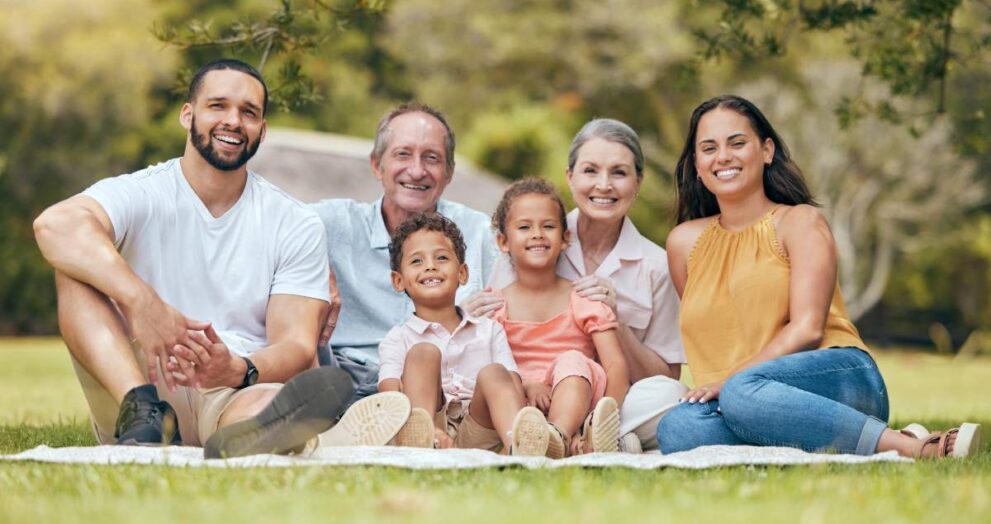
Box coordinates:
[546,424,566,459]
[319,391,411,447]
[952,423,982,458]
[510,406,550,457]
[900,423,930,440]
[587,397,620,453]
[389,407,435,448]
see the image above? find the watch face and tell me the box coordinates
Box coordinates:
[247,367,259,386]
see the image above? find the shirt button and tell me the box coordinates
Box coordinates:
[432,323,440,330]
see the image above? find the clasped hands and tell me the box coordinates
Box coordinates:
[122,293,241,391]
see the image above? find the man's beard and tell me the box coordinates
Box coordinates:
[190,116,261,171]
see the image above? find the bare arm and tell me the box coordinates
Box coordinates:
[573,275,681,382]
[592,329,629,406]
[685,206,839,403]
[171,293,328,388]
[317,266,343,348]
[665,218,712,298]
[379,378,402,392]
[614,325,681,381]
[34,195,205,390]
[728,205,836,371]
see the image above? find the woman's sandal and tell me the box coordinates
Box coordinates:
[900,423,931,440]
[916,423,982,459]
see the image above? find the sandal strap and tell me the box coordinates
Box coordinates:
[919,429,960,459]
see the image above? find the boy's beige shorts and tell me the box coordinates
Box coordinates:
[437,400,503,452]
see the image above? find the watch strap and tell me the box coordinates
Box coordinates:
[238,356,258,389]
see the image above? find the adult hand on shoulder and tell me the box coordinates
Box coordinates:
[572,275,617,311]
[120,289,209,392]
[523,380,552,414]
[681,381,724,404]
[318,267,342,348]
[167,324,243,389]
[462,287,504,318]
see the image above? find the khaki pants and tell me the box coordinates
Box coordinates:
[436,400,503,452]
[71,342,280,446]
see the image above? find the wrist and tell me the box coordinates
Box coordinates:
[119,281,154,312]
[230,356,249,388]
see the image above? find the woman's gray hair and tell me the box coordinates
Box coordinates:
[567,118,644,178]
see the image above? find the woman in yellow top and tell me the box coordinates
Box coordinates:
[658,95,981,459]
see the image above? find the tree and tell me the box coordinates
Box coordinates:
[0,0,177,333]
[738,60,983,319]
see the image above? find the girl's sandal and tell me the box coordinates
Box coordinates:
[917,423,982,459]
[582,397,620,453]
[546,423,568,459]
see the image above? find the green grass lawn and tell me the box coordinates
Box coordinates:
[1,337,989,523]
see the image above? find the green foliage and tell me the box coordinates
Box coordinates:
[153,0,388,114]
[5,0,990,340]
[697,1,991,121]
[460,104,576,181]
[0,0,177,334]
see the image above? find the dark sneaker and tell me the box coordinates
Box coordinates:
[115,384,181,445]
[204,366,353,459]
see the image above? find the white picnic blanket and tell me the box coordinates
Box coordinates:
[1,445,910,469]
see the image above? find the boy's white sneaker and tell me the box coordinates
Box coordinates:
[388,407,436,448]
[319,391,411,447]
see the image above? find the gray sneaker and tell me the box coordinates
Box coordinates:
[204,366,352,459]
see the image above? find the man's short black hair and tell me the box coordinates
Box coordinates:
[389,213,467,272]
[187,58,268,116]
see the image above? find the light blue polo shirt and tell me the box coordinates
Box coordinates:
[310,197,498,367]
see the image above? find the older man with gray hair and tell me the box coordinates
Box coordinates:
[311,102,498,410]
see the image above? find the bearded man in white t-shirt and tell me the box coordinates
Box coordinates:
[33,59,370,459]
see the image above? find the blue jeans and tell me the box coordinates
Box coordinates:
[657,348,889,455]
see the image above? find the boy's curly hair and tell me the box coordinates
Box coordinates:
[491,177,568,237]
[389,212,467,272]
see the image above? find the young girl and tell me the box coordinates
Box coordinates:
[490,178,630,457]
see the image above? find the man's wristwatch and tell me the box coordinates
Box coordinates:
[238,357,259,389]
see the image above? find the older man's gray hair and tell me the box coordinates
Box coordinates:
[371,102,456,177]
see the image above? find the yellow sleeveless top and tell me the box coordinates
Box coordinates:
[680,207,866,385]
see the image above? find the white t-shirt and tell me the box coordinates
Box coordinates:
[83,158,330,356]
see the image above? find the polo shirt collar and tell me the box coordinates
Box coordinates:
[405,306,475,334]
[371,197,391,249]
[563,209,644,277]
[371,197,452,250]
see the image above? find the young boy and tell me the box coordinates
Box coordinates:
[379,212,549,456]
